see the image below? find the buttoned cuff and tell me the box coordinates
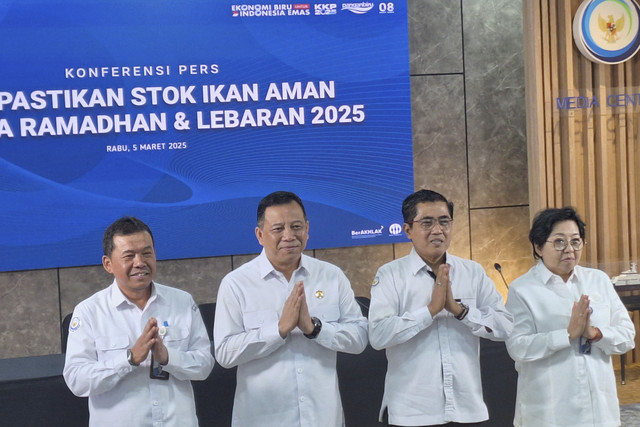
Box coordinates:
[119,350,136,375]
[265,318,286,343]
[462,304,477,323]
[415,306,433,330]
[315,320,336,346]
[162,347,178,370]
[550,328,572,350]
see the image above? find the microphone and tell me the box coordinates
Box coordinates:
[494,263,509,290]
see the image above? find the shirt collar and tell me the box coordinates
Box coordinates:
[257,249,309,280]
[408,247,449,276]
[108,279,161,309]
[534,259,581,285]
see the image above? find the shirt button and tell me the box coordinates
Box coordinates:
[153,401,159,406]
[300,396,305,402]
[297,368,303,374]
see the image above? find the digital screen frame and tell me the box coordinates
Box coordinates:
[0,0,413,272]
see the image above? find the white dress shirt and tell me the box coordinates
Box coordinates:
[63,281,214,427]
[214,250,368,427]
[369,249,513,426]
[506,261,635,427]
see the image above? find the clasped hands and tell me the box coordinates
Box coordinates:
[428,264,464,318]
[567,295,601,341]
[129,317,169,366]
[279,281,315,338]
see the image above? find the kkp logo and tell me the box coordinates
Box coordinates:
[314,3,337,15]
[573,0,640,64]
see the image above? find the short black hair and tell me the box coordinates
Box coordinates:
[257,191,307,227]
[529,207,586,259]
[102,217,154,256]
[402,189,454,224]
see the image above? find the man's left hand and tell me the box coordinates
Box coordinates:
[151,322,169,365]
[297,281,315,335]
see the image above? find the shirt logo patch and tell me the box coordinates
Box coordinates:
[70,317,81,332]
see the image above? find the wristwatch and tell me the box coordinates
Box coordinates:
[454,302,469,320]
[127,349,139,366]
[304,316,322,339]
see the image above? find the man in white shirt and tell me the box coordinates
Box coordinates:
[369,189,513,426]
[63,217,214,427]
[214,191,368,427]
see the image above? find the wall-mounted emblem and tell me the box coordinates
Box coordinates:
[573,0,640,64]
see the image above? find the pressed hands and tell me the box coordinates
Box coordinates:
[428,264,464,318]
[129,317,169,366]
[279,281,316,338]
[567,294,601,341]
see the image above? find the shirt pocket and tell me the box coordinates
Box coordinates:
[95,335,129,360]
[313,304,341,323]
[242,310,278,331]
[589,301,611,328]
[164,326,189,350]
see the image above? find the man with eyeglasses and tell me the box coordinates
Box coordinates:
[369,189,513,426]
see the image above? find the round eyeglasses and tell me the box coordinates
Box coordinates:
[407,217,452,231]
[546,238,584,251]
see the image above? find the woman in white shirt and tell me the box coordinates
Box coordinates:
[505,207,635,427]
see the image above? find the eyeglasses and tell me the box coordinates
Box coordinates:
[546,238,584,251]
[407,217,452,231]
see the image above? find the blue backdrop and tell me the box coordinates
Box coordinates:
[0,0,413,271]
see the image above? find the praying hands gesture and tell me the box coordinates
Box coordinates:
[129,317,168,366]
[278,281,315,338]
[567,295,601,341]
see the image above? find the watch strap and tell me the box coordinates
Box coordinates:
[304,316,322,339]
[454,303,469,320]
[127,348,140,366]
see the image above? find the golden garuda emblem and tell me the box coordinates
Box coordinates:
[599,14,625,42]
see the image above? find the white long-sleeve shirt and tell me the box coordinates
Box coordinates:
[506,261,635,427]
[214,250,368,427]
[369,249,513,426]
[63,281,214,427]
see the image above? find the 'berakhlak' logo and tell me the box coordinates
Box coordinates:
[573,0,640,64]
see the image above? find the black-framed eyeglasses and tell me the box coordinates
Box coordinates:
[546,238,584,251]
[407,217,452,231]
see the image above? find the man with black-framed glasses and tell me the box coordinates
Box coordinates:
[369,189,513,426]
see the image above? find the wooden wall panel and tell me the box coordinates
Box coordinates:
[524,0,640,364]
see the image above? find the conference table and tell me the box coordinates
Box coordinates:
[0,340,517,427]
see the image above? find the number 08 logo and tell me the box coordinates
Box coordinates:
[379,2,395,13]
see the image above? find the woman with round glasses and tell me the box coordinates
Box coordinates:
[505,207,635,427]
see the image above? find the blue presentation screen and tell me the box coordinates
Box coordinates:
[0,0,413,272]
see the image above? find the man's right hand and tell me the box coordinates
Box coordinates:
[278,281,304,338]
[428,264,450,318]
